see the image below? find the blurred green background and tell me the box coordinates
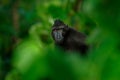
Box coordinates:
[0,0,120,80]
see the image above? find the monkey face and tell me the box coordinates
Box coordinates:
[52,29,64,43]
[52,25,66,43]
[52,20,69,44]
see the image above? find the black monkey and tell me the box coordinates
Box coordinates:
[51,20,88,55]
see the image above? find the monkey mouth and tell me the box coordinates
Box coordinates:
[55,35,63,43]
[55,36,63,43]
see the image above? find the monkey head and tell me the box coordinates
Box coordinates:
[52,20,69,44]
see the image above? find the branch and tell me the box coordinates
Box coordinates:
[73,0,82,12]
[12,0,20,42]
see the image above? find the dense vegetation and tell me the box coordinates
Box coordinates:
[0,0,120,80]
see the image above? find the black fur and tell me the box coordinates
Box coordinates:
[52,20,88,55]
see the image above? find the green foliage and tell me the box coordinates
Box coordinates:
[83,0,120,36]
[0,0,120,80]
[48,5,67,20]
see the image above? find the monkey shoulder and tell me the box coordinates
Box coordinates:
[68,28,86,36]
[67,28,86,42]
[67,28,88,54]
